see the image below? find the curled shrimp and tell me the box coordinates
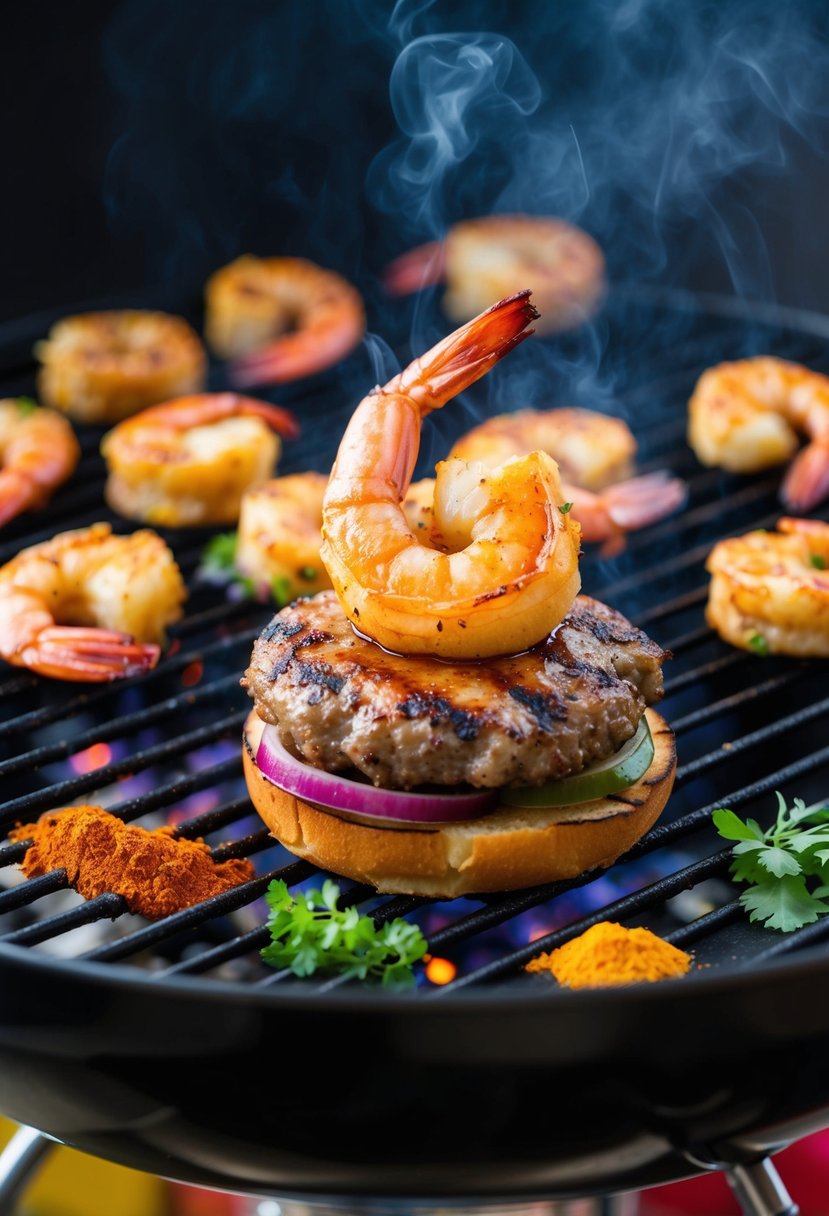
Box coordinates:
[0,523,186,681]
[320,291,582,659]
[706,517,829,657]
[688,356,829,512]
[0,398,80,527]
[384,215,606,335]
[101,392,299,527]
[34,310,207,424]
[451,407,687,553]
[204,255,366,387]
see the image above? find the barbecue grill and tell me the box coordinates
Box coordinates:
[1,283,828,1216]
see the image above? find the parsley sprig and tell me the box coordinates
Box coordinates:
[260,879,428,987]
[713,792,829,932]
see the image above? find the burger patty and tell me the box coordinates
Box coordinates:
[243,590,668,790]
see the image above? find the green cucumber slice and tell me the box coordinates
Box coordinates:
[502,717,654,808]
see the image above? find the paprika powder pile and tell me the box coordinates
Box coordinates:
[11,805,255,920]
[526,920,693,988]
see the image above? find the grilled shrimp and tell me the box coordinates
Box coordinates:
[706,517,829,657]
[688,356,829,511]
[35,310,206,424]
[320,290,582,660]
[204,255,365,387]
[384,215,606,335]
[235,472,334,600]
[0,523,186,680]
[450,407,687,550]
[101,393,300,527]
[0,398,80,526]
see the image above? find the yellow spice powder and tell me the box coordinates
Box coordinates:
[526,920,693,988]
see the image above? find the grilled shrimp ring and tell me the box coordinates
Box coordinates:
[688,356,829,512]
[101,393,300,528]
[204,255,366,387]
[320,291,582,660]
[384,215,606,335]
[0,522,186,681]
[706,517,829,656]
[34,310,207,424]
[0,398,80,527]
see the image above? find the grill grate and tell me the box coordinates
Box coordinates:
[2,286,829,997]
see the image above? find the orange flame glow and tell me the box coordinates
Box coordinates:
[425,956,457,986]
[70,742,113,774]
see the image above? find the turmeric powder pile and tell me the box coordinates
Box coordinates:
[526,920,692,988]
[10,805,255,920]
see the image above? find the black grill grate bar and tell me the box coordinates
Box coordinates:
[211,828,273,861]
[606,474,780,557]
[674,693,829,783]
[595,510,782,604]
[0,626,260,739]
[1,892,128,947]
[0,673,242,778]
[670,668,812,735]
[0,709,249,827]
[664,653,744,696]
[748,916,829,965]
[635,584,709,628]
[436,850,733,991]
[0,870,69,914]
[666,901,743,947]
[641,740,829,853]
[80,867,291,962]
[163,926,273,977]
[158,797,255,839]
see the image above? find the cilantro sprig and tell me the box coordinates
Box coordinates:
[261,878,428,987]
[713,792,829,932]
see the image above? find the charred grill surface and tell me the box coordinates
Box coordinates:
[243,590,667,788]
[2,286,829,1201]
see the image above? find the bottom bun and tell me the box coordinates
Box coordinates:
[242,708,677,898]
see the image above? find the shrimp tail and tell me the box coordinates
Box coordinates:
[229,315,366,389]
[0,470,39,527]
[19,627,160,682]
[382,241,447,296]
[598,471,688,530]
[394,290,539,413]
[780,440,829,512]
[573,471,688,552]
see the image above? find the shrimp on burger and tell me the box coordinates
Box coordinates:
[242,292,676,897]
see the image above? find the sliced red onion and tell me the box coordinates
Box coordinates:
[257,725,498,829]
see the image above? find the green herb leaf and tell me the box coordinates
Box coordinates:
[558,502,573,514]
[260,878,428,987]
[271,575,293,607]
[200,532,238,573]
[810,553,827,570]
[16,396,39,416]
[299,566,318,581]
[748,633,770,656]
[713,792,829,932]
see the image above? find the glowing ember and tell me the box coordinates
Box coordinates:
[181,661,204,687]
[70,742,113,774]
[425,956,457,986]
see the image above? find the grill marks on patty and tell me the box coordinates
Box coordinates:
[243,591,668,790]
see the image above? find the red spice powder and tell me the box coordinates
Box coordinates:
[10,805,255,920]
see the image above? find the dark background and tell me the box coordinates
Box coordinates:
[3,0,829,330]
